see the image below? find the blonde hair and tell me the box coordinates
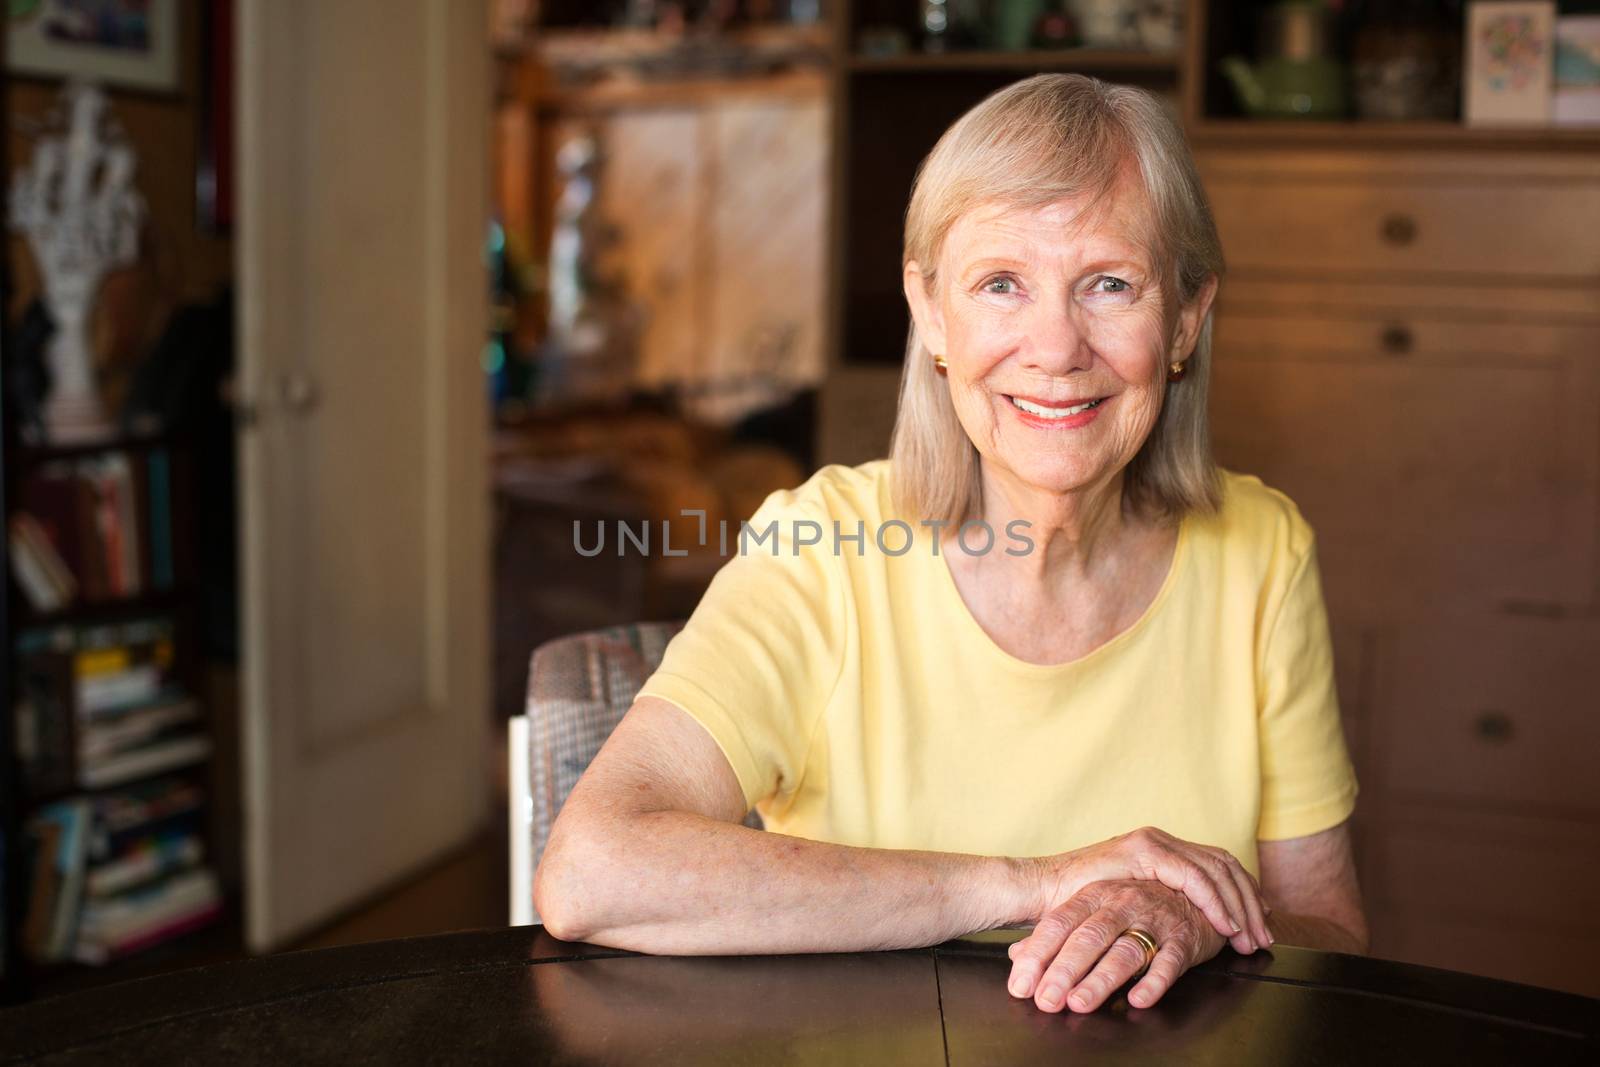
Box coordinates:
[889,73,1225,524]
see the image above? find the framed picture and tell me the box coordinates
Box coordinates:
[1464,1,1556,126]
[1554,15,1600,126]
[6,0,179,93]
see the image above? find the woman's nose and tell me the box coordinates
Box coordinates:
[1019,302,1095,375]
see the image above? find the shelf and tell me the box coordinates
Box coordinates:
[13,433,183,467]
[533,68,827,112]
[1189,118,1600,151]
[14,587,197,630]
[847,48,1181,75]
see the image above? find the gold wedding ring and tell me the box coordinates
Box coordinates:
[1122,927,1159,973]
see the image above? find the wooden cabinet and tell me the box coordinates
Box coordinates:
[817,0,1600,998]
[1209,297,1600,618]
[1200,147,1600,996]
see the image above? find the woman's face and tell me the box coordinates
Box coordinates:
[904,173,1215,503]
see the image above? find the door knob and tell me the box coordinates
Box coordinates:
[280,371,320,415]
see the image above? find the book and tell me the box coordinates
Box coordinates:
[86,831,204,897]
[78,698,201,761]
[77,664,168,717]
[9,513,78,608]
[14,629,78,798]
[18,463,89,597]
[7,517,70,612]
[74,867,222,965]
[107,453,143,596]
[78,734,211,791]
[92,777,206,839]
[147,449,174,589]
[21,799,93,962]
[73,618,179,717]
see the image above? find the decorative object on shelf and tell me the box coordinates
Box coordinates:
[994,0,1047,52]
[1134,0,1183,54]
[538,131,642,409]
[5,0,179,92]
[1220,0,1347,119]
[919,0,982,53]
[1350,0,1462,121]
[1070,0,1137,49]
[1031,6,1078,49]
[1553,15,1600,126]
[1464,1,1555,126]
[9,82,146,445]
[856,24,910,56]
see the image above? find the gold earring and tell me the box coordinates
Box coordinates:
[933,354,948,376]
[1167,360,1187,382]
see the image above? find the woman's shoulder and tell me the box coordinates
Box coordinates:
[1196,469,1317,566]
[749,458,894,526]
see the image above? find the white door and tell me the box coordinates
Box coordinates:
[235,0,491,951]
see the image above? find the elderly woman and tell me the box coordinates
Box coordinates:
[535,74,1365,1015]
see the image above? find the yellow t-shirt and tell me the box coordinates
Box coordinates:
[638,460,1357,875]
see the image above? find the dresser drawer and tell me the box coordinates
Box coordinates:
[1371,618,1600,814]
[1211,311,1600,617]
[1206,174,1600,280]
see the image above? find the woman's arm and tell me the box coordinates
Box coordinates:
[1256,820,1368,953]
[534,696,1033,953]
[534,697,1271,955]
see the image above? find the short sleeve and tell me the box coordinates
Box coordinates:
[636,489,846,812]
[1255,539,1359,841]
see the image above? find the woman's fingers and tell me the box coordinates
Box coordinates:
[1006,894,1097,1000]
[1127,942,1189,1009]
[1031,906,1126,1012]
[1132,837,1250,948]
[1056,930,1152,1013]
[1209,847,1272,949]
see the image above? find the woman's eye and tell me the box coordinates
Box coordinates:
[1093,276,1131,294]
[982,276,1018,294]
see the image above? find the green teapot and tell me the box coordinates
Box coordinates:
[1220,0,1348,119]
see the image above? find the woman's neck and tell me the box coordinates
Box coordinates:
[968,460,1140,586]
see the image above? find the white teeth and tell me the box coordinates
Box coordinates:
[1010,396,1101,418]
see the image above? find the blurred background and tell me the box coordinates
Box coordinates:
[3,0,1599,1004]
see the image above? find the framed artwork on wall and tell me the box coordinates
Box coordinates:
[6,0,179,93]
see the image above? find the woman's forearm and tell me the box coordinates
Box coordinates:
[1265,910,1368,954]
[534,808,1042,955]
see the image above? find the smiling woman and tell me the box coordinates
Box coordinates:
[535,74,1365,1019]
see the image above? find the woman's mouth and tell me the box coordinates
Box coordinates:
[1007,394,1108,420]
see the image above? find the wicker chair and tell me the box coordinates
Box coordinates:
[509,621,762,926]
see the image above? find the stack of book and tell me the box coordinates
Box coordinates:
[15,618,211,796]
[14,615,221,966]
[74,619,209,790]
[22,779,222,965]
[6,449,176,613]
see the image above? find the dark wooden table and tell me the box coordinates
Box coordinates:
[3,927,1597,1064]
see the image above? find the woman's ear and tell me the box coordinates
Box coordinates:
[1170,274,1219,363]
[902,260,947,358]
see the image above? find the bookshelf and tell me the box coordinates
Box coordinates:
[3,432,239,998]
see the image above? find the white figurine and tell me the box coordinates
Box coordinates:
[10,82,145,443]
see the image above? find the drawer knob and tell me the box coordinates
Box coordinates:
[1380,214,1418,246]
[1380,324,1414,355]
[1473,711,1515,744]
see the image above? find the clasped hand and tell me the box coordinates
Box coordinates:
[1009,827,1273,1013]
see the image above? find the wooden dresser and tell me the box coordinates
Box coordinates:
[810,0,1600,997]
[1198,143,1600,995]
